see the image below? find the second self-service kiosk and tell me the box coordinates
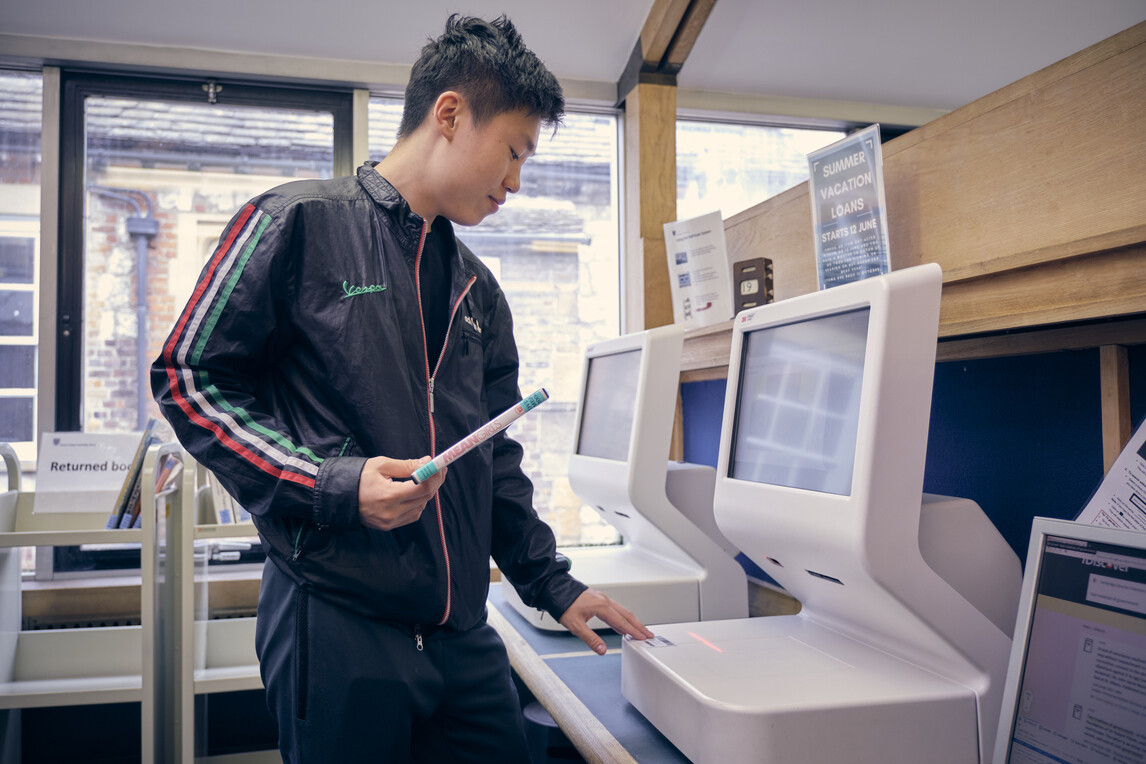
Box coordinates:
[502,324,747,630]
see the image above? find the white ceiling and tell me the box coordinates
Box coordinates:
[2,0,1144,115]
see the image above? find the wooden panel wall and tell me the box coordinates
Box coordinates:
[720,22,1146,338]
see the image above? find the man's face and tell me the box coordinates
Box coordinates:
[438,106,542,227]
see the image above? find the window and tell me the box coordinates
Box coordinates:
[42,73,353,577]
[57,73,353,438]
[0,70,43,465]
[676,119,846,221]
[370,96,622,546]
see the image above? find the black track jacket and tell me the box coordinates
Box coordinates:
[151,162,585,630]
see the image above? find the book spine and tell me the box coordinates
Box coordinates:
[119,477,144,528]
[107,417,157,528]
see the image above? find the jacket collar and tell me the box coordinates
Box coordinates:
[357,161,473,294]
[357,161,425,250]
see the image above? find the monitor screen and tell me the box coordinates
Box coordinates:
[728,307,869,495]
[1002,527,1146,763]
[576,348,642,461]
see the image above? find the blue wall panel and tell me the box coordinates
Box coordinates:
[680,344,1146,568]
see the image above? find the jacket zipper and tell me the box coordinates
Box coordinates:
[414,219,477,627]
[292,527,305,560]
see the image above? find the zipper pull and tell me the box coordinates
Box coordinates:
[414,626,424,652]
[291,525,306,561]
[428,377,435,414]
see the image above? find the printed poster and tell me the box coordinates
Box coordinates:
[663,210,734,328]
[1076,417,1146,531]
[807,124,891,290]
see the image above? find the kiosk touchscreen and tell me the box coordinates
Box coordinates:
[622,263,1023,764]
[502,324,748,631]
[994,517,1146,764]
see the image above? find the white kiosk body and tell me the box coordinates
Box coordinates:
[622,264,1022,763]
[502,324,747,630]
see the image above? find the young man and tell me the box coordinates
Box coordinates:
[152,15,652,763]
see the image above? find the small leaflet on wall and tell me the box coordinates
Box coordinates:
[1076,417,1146,531]
[663,210,734,328]
[35,431,144,514]
[807,124,891,290]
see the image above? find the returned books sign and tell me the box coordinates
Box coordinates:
[34,431,143,515]
[808,124,891,289]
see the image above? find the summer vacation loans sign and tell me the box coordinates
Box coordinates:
[808,124,891,289]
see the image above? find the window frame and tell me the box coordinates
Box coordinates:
[0,221,40,459]
[38,71,354,578]
[55,71,355,431]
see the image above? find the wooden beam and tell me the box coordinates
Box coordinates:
[623,82,677,330]
[621,0,719,331]
[665,0,718,69]
[640,0,693,65]
[1100,344,1132,473]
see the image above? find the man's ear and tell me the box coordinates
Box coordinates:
[432,91,464,139]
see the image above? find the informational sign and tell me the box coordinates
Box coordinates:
[807,124,891,290]
[34,432,142,514]
[663,210,734,328]
[1076,417,1146,531]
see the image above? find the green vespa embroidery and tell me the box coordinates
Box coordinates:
[342,280,387,299]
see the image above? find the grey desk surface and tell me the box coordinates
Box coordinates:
[488,583,691,763]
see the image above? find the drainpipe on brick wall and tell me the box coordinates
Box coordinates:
[87,186,159,431]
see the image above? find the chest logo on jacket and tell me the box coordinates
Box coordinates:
[463,315,482,334]
[341,280,387,300]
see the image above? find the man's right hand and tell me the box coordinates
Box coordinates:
[358,456,447,531]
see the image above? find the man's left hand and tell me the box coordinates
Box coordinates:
[559,589,655,655]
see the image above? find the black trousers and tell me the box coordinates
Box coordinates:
[255,560,532,763]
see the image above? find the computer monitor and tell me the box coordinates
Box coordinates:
[714,262,1019,642]
[576,347,641,463]
[501,324,747,630]
[569,326,735,563]
[727,305,867,496]
[622,263,1022,764]
[994,517,1146,764]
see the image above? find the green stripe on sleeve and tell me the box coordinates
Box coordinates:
[198,371,324,464]
[192,213,272,366]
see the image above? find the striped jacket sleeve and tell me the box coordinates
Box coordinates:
[150,202,359,526]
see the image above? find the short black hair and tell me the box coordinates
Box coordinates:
[398,15,565,139]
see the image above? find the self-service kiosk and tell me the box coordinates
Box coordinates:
[503,324,747,630]
[622,264,1022,764]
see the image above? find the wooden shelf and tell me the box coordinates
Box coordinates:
[681,314,1146,383]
